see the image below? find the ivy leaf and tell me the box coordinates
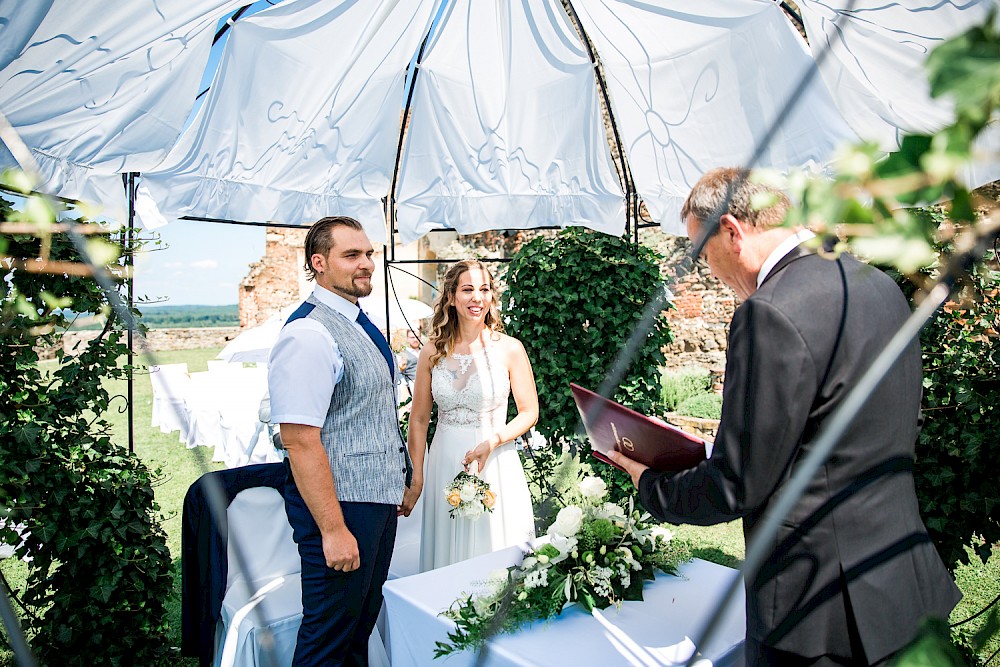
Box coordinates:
[926,12,1000,127]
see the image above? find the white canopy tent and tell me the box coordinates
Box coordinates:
[2,0,995,240]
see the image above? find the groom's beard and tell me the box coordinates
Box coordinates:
[331,272,373,299]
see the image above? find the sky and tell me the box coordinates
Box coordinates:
[133,2,279,307]
[134,220,263,306]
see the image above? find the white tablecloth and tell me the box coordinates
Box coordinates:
[383,547,745,667]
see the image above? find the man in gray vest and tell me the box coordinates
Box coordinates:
[268,216,412,666]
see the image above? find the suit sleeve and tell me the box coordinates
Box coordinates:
[639,298,818,525]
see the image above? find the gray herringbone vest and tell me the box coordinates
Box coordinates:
[305,296,408,505]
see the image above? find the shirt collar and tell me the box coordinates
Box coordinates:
[757,229,815,288]
[313,284,360,321]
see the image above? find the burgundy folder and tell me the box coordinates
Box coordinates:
[570,383,709,472]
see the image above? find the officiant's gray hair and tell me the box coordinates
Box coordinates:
[681,167,789,231]
[303,216,365,281]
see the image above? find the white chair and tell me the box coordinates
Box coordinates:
[149,363,190,438]
[214,486,302,667]
[213,486,392,667]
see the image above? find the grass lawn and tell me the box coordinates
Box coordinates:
[2,346,999,664]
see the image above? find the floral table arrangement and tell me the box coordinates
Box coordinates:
[434,471,692,657]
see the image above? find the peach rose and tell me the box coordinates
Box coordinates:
[447,490,462,508]
[483,490,497,509]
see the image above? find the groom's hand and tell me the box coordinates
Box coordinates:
[323,524,360,572]
[399,479,423,517]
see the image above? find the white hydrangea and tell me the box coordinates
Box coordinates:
[590,566,614,599]
[524,567,549,590]
[520,556,537,571]
[461,500,485,519]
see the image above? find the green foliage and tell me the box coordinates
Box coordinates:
[675,392,723,420]
[899,249,1000,571]
[0,191,173,665]
[660,368,712,411]
[501,228,673,506]
[896,618,973,667]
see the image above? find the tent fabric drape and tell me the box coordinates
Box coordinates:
[141,0,439,243]
[572,0,857,235]
[795,0,1000,188]
[394,0,626,244]
[0,0,244,218]
[0,0,995,237]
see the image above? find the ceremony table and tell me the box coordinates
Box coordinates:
[382,543,746,667]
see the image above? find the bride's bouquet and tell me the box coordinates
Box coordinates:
[444,460,496,520]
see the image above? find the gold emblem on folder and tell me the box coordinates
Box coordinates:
[610,421,635,451]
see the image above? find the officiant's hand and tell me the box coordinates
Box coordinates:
[607,450,648,488]
[400,478,423,517]
[323,524,360,572]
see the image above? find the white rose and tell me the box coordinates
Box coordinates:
[547,505,584,537]
[459,482,478,502]
[464,501,485,519]
[579,476,608,501]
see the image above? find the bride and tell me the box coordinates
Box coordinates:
[401,260,538,572]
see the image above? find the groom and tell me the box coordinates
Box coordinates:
[268,216,411,666]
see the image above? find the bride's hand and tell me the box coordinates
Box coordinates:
[463,441,493,474]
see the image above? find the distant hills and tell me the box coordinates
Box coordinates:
[70,304,239,330]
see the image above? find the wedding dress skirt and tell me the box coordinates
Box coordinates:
[419,344,535,572]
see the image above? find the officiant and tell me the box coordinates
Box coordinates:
[610,167,959,667]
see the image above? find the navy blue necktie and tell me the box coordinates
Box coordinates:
[357,309,394,380]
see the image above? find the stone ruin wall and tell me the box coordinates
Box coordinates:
[239,227,309,328]
[237,222,737,377]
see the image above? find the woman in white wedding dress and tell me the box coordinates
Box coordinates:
[401,260,538,572]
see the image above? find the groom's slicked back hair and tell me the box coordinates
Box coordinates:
[303,216,364,281]
[681,167,789,232]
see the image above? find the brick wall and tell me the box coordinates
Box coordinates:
[643,231,735,374]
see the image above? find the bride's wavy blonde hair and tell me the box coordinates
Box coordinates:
[428,260,503,368]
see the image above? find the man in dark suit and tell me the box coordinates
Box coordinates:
[609,167,960,666]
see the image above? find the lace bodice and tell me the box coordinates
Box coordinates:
[432,343,510,430]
